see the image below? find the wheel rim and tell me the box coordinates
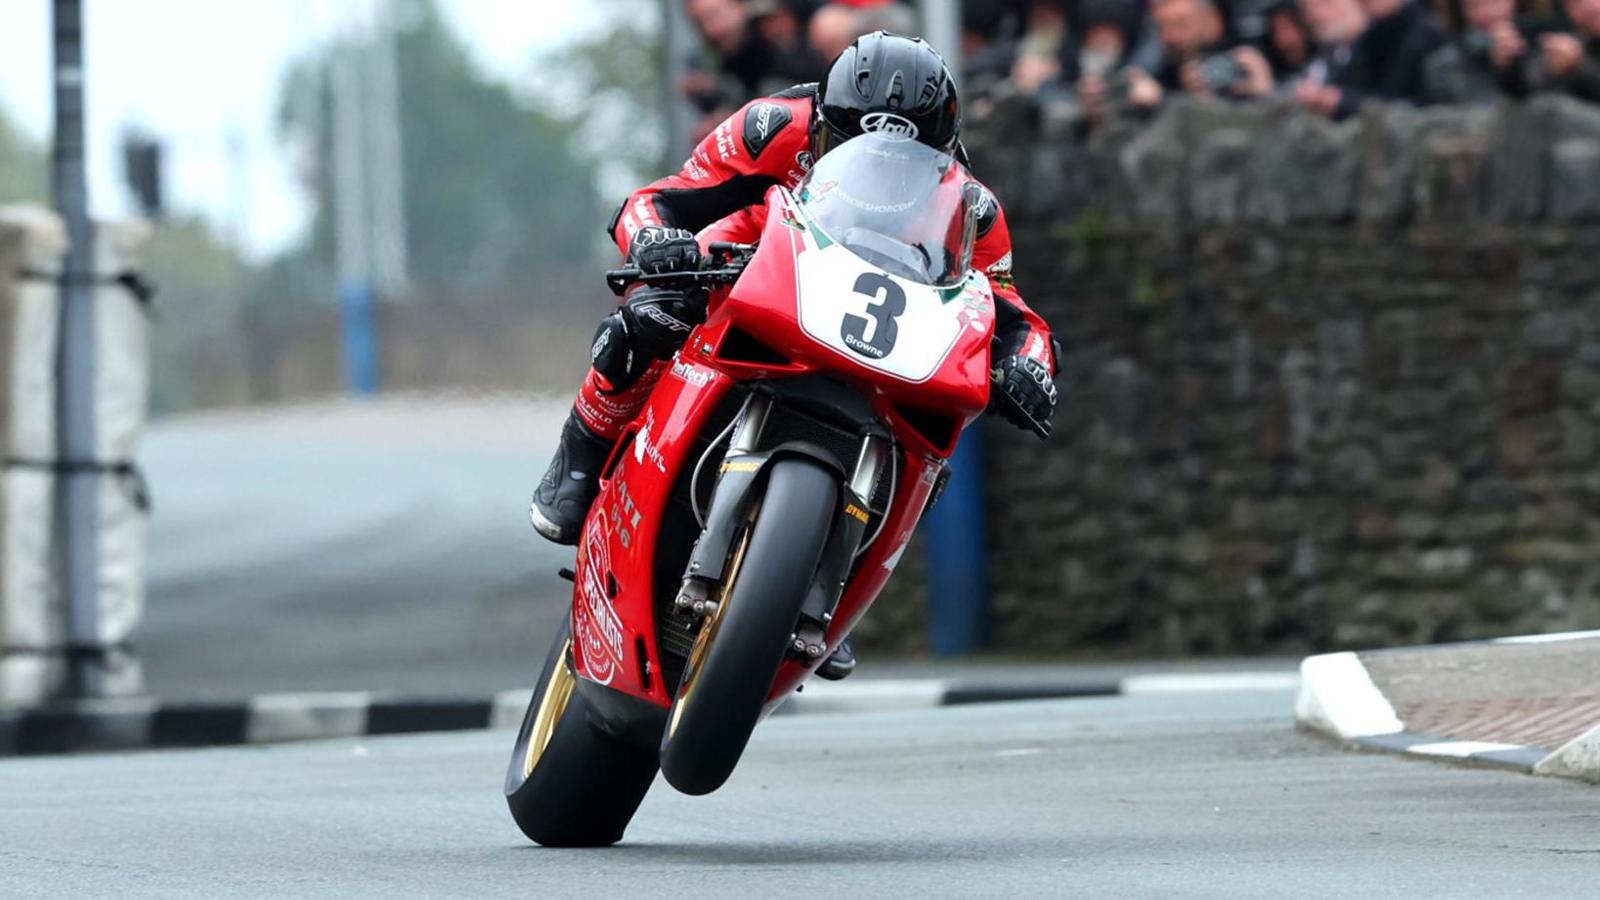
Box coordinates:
[667,523,755,740]
[522,639,576,780]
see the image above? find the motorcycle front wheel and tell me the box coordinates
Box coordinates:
[658,457,837,796]
[504,619,658,846]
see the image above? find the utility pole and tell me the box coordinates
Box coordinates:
[659,0,695,168]
[916,0,988,655]
[51,0,103,695]
[332,29,379,395]
[917,0,963,84]
[367,5,408,296]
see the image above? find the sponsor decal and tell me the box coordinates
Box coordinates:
[720,459,761,474]
[633,408,669,474]
[714,120,737,161]
[574,513,625,685]
[843,330,889,359]
[684,151,711,182]
[881,527,916,572]
[785,149,815,184]
[609,479,643,551]
[636,303,691,334]
[844,502,870,524]
[973,187,999,236]
[860,112,919,141]
[743,102,793,159]
[1025,333,1049,364]
[670,358,713,388]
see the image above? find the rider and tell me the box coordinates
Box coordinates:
[531,32,1061,675]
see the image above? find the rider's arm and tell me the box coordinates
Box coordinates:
[972,191,1059,376]
[608,95,812,257]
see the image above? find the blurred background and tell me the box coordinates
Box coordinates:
[3,0,1599,708]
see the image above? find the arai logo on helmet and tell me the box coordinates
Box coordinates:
[860,112,919,142]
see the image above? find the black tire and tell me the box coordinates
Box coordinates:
[504,619,658,846]
[659,458,837,796]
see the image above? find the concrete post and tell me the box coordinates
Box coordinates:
[0,208,149,708]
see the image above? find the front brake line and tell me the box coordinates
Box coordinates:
[690,415,741,529]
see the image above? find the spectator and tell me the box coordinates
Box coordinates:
[809,2,916,65]
[1424,0,1544,102]
[1347,0,1447,106]
[1261,0,1316,82]
[687,0,769,95]
[1540,0,1600,101]
[1295,0,1371,115]
[1012,1,1072,95]
[964,0,1025,91]
[1076,0,1141,80]
[749,0,829,87]
[810,4,864,61]
[1111,0,1274,106]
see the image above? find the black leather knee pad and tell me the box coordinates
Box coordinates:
[590,312,650,391]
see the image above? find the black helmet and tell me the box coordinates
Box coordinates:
[812,32,961,158]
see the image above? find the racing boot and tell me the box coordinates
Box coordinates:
[816,638,856,681]
[530,412,615,545]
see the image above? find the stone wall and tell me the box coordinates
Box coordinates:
[923,95,1600,655]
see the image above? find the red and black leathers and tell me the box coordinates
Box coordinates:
[574,84,1058,443]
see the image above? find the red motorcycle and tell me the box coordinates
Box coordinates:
[504,132,1045,846]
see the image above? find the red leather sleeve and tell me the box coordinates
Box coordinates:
[610,97,810,257]
[971,198,1058,375]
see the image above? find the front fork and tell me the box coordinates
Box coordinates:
[673,392,891,664]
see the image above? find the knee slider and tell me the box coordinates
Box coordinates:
[590,312,650,391]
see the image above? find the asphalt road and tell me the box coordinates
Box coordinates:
[3,688,1594,898]
[137,396,573,700]
[133,396,1301,701]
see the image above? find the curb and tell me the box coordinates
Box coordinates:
[1294,632,1600,784]
[0,670,1299,757]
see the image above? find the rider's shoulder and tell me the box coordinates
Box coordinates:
[734,88,814,164]
[958,169,1004,238]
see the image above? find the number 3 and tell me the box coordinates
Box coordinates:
[841,272,906,360]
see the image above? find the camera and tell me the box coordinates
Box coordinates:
[1459,28,1497,64]
[1103,70,1136,106]
[1197,54,1247,95]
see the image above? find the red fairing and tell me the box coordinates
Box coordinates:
[690,166,1055,378]
[711,187,994,441]
[570,362,733,703]
[571,177,1002,711]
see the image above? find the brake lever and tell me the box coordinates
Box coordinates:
[604,262,753,297]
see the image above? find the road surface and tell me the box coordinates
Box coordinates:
[134,396,1300,701]
[137,396,573,699]
[2,688,1594,898]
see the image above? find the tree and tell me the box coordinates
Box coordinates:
[543,0,669,199]
[0,105,47,203]
[276,0,604,298]
[141,217,251,413]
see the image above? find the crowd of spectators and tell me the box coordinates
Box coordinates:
[680,0,1600,136]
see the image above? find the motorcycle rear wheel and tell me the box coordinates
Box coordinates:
[504,620,658,846]
[658,458,837,796]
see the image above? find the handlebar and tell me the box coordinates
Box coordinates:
[605,241,757,297]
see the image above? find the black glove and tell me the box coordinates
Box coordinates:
[621,286,707,359]
[628,226,702,275]
[990,354,1058,438]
